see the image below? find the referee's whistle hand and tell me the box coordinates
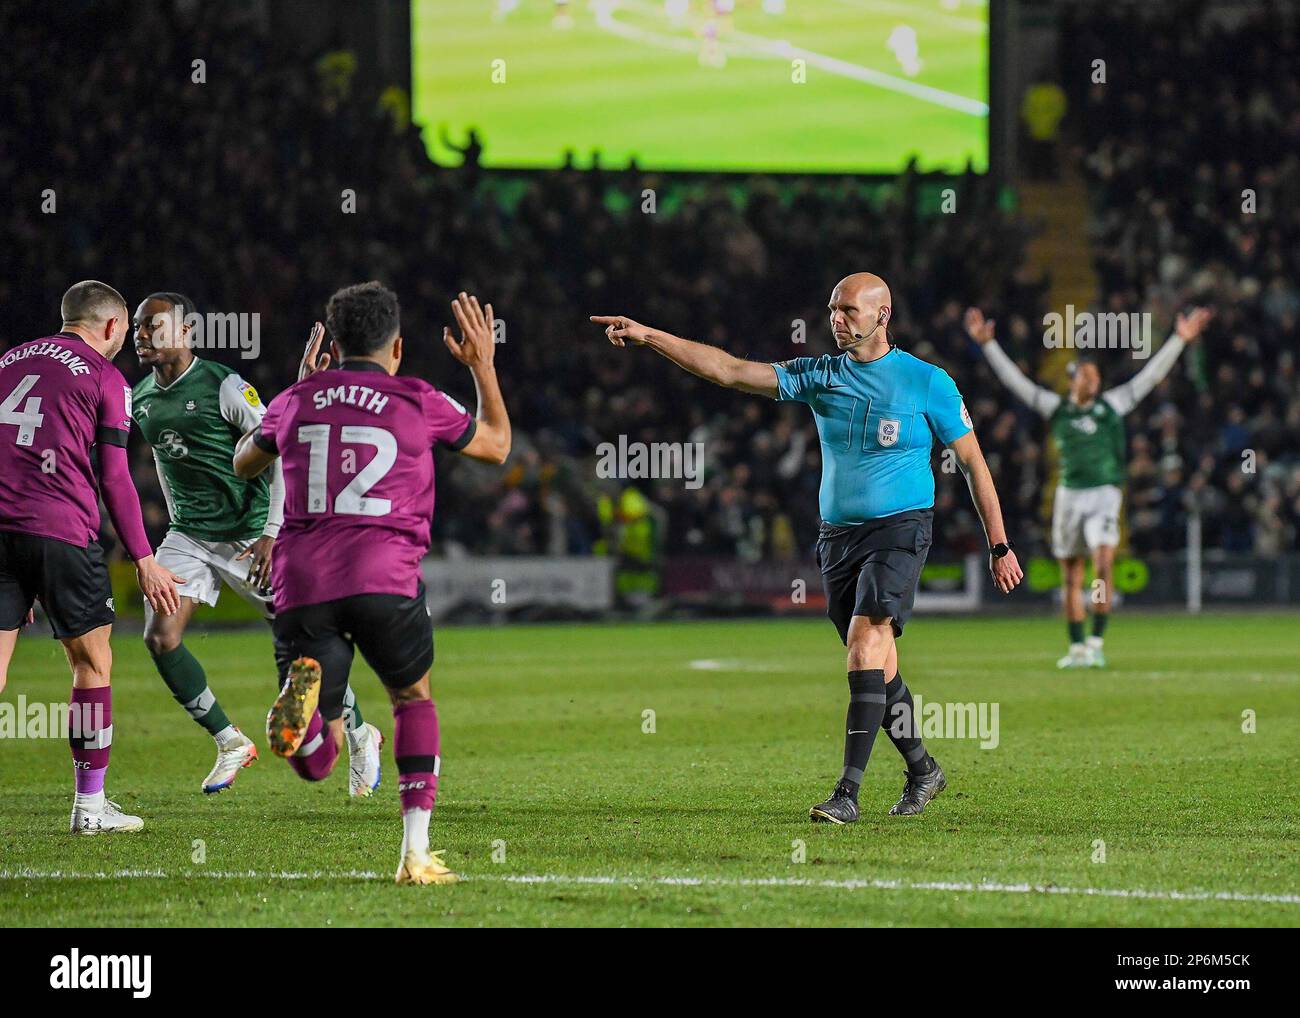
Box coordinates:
[991,551,1023,594]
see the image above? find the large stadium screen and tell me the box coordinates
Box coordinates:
[412,0,990,174]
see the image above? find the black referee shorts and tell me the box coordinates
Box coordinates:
[0,531,116,639]
[272,584,435,720]
[816,509,934,644]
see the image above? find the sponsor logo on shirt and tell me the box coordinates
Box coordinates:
[157,429,189,459]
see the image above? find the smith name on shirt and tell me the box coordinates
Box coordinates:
[311,384,390,414]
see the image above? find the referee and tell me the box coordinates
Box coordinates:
[592,272,1023,823]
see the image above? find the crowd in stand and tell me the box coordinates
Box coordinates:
[3,0,1295,566]
[1062,0,1300,556]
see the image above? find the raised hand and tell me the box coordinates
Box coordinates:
[443,292,496,369]
[1175,306,1214,342]
[298,322,331,380]
[963,307,996,346]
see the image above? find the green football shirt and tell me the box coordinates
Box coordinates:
[1048,398,1126,488]
[981,334,1189,491]
[132,358,280,541]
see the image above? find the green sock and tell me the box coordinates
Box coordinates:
[1068,620,1085,644]
[152,643,232,737]
[1091,613,1108,639]
[341,685,365,733]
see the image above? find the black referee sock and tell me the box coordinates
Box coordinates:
[884,672,935,776]
[839,669,887,798]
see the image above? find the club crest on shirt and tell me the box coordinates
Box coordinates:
[878,418,901,447]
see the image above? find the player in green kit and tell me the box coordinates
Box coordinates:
[964,305,1213,668]
[131,293,382,795]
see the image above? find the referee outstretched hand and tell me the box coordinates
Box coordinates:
[590,314,653,347]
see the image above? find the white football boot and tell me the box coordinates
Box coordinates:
[1086,637,1107,668]
[202,729,259,794]
[347,722,383,797]
[1056,643,1091,669]
[70,796,144,835]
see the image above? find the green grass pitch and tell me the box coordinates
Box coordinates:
[412,0,989,173]
[2,613,1297,927]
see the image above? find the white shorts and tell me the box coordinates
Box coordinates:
[153,529,273,619]
[1051,484,1122,559]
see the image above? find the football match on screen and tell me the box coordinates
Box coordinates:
[0,0,1296,974]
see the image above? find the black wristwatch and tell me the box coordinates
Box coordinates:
[990,540,1015,559]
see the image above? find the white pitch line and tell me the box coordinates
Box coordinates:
[1,869,1296,905]
[597,0,988,116]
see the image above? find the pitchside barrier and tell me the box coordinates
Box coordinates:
[99,551,1296,624]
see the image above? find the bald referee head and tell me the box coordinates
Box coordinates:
[828,272,893,354]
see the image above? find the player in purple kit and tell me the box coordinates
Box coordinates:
[0,280,183,833]
[233,283,510,885]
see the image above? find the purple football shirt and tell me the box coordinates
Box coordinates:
[257,361,475,612]
[0,333,133,547]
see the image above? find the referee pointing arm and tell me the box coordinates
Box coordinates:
[592,271,1022,824]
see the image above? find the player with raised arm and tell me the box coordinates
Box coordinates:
[0,280,182,834]
[592,272,1023,824]
[130,292,381,795]
[233,284,510,884]
[964,305,1213,669]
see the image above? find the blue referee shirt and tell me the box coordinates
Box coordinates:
[774,349,972,525]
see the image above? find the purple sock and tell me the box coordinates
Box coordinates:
[288,710,339,781]
[70,686,112,796]
[394,699,440,814]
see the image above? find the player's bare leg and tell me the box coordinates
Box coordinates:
[64,625,142,834]
[145,596,258,793]
[1087,545,1115,668]
[389,673,456,885]
[0,626,16,696]
[1058,556,1090,668]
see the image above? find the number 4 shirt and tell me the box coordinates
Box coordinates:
[0,332,133,547]
[254,360,475,612]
